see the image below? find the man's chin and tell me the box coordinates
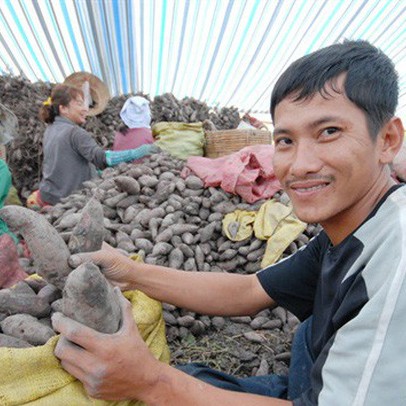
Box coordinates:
[294,210,325,225]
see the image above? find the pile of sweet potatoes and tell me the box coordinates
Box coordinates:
[0,198,121,348]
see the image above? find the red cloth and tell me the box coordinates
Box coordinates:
[113,128,154,151]
[0,234,28,288]
[182,145,282,203]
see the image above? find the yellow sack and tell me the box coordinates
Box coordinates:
[260,215,307,268]
[253,200,295,240]
[152,122,205,159]
[222,210,257,241]
[253,200,306,267]
[222,200,307,268]
[0,256,170,406]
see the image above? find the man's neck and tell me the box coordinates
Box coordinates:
[322,178,397,246]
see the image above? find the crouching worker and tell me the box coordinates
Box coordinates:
[52,40,405,405]
[113,95,155,160]
[29,84,160,208]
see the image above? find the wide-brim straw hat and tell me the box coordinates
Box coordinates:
[0,103,19,145]
[63,72,110,116]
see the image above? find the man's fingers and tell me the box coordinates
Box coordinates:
[102,241,116,252]
[54,337,94,381]
[69,243,118,269]
[69,248,109,269]
[114,287,138,334]
[69,253,91,268]
[59,359,86,380]
[52,312,104,350]
[55,335,80,354]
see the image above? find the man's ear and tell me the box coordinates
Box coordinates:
[378,117,405,165]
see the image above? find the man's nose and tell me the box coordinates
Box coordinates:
[290,141,322,177]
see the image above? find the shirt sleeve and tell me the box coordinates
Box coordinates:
[70,127,107,169]
[0,159,12,207]
[256,233,326,321]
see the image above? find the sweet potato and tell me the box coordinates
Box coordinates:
[9,281,35,296]
[0,206,71,289]
[25,278,48,293]
[0,333,33,348]
[168,248,184,269]
[170,224,199,235]
[114,176,141,195]
[116,195,138,209]
[185,175,204,190]
[62,262,121,334]
[156,228,174,243]
[55,213,81,230]
[199,222,217,243]
[37,284,62,304]
[138,175,159,188]
[0,314,56,345]
[133,238,153,254]
[104,192,128,208]
[68,197,105,254]
[151,242,173,257]
[0,289,51,318]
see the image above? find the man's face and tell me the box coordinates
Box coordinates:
[60,96,88,125]
[272,82,391,240]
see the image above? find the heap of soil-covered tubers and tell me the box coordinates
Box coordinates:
[0,74,240,200]
[0,200,121,348]
[1,151,321,377]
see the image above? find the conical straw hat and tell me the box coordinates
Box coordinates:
[63,72,110,116]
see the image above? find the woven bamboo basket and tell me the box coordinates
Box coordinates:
[204,129,272,158]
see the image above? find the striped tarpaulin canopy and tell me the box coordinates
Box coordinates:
[0,0,404,120]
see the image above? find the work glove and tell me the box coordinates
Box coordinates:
[105,144,160,166]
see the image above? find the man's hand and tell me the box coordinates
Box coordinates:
[52,288,161,401]
[53,288,291,405]
[68,242,138,291]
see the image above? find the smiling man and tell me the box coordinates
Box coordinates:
[271,73,400,244]
[52,40,405,405]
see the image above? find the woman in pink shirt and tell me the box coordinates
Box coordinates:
[113,96,155,160]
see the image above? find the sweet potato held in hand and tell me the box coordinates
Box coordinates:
[62,262,121,333]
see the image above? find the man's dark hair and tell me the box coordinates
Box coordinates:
[270,40,399,138]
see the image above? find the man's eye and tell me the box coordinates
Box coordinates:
[275,137,292,146]
[322,127,340,137]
